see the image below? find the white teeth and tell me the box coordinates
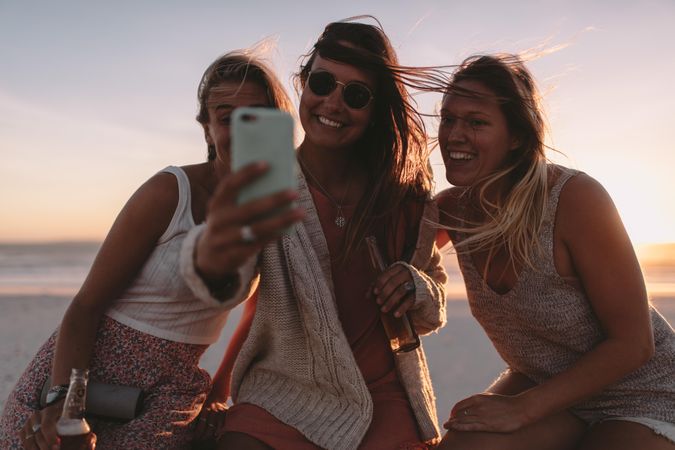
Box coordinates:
[317,115,344,128]
[448,152,475,160]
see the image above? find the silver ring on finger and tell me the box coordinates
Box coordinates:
[240,225,256,244]
[31,423,41,433]
[25,433,35,440]
[463,408,470,416]
[402,281,415,293]
[207,423,216,428]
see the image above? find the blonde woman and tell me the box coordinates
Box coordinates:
[0,52,300,450]
[436,55,675,450]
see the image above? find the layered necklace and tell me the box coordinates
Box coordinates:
[298,156,354,228]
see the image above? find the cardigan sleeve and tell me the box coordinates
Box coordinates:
[179,223,259,309]
[391,201,447,335]
[392,242,447,335]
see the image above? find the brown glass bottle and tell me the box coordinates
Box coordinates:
[56,368,93,450]
[366,236,420,353]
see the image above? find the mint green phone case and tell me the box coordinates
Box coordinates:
[231,108,296,206]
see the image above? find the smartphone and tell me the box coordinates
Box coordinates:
[231,107,297,207]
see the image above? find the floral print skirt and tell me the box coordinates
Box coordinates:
[0,316,211,450]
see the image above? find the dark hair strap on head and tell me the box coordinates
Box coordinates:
[313,41,384,71]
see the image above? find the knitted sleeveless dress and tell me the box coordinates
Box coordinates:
[455,166,675,423]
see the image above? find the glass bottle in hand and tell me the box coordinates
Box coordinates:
[366,236,420,353]
[56,368,93,450]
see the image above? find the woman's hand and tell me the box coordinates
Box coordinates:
[371,265,416,318]
[20,403,97,450]
[20,404,60,450]
[444,392,534,433]
[195,162,305,282]
[193,402,228,442]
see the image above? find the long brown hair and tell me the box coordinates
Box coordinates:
[295,18,434,263]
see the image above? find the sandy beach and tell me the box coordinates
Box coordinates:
[2,294,674,424]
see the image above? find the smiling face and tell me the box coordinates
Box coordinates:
[299,55,376,154]
[202,81,270,170]
[438,80,520,187]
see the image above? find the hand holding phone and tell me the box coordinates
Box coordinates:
[193,108,303,284]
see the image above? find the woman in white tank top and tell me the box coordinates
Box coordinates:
[0,51,303,450]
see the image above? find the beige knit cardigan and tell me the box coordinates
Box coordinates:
[180,173,447,450]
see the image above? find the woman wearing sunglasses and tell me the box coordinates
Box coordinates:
[181,19,447,450]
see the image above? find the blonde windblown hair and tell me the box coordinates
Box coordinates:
[441,54,550,271]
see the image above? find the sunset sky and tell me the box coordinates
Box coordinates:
[1,1,674,244]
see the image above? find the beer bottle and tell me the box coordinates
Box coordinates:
[366,236,420,353]
[56,368,93,450]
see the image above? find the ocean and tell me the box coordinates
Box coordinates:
[0,241,674,301]
[0,242,102,297]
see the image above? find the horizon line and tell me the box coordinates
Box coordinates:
[1,239,674,248]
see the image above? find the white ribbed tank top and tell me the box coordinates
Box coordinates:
[106,166,231,344]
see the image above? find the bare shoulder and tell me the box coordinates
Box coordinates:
[557,171,615,223]
[119,170,179,238]
[132,171,179,211]
[556,169,624,248]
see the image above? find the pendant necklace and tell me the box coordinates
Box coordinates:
[299,157,353,228]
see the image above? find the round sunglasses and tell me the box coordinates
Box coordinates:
[306,71,374,110]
